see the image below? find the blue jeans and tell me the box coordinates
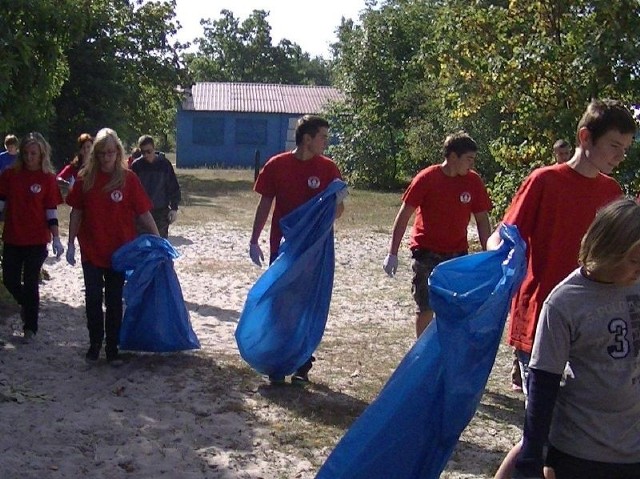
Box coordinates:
[81,262,125,357]
[2,243,47,333]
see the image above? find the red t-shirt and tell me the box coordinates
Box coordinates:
[57,164,81,182]
[254,152,342,254]
[503,163,623,353]
[66,170,152,268]
[0,168,63,245]
[403,165,492,253]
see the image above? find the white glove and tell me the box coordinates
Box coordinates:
[66,242,76,266]
[249,243,264,267]
[336,186,349,203]
[560,361,575,387]
[383,254,398,277]
[168,209,178,224]
[52,236,65,259]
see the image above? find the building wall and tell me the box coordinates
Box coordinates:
[176,110,300,168]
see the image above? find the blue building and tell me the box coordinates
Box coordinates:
[176,82,343,168]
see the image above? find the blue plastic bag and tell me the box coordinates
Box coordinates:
[112,234,200,352]
[316,224,526,479]
[235,179,348,377]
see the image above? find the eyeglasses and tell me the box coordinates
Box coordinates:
[142,149,154,154]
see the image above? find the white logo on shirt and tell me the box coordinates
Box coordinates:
[308,176,321,189]
[111,190,123,202]
[30,184,42,194]
[460,192,471,204]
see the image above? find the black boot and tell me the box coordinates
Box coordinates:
[292,356,316,383]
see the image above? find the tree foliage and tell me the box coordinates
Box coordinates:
[50,0,187,163]
[2,0,187,164]
[0,0,80,133]
[184,9,332,86]
[329,0,640,203]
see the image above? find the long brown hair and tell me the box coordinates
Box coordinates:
[70,133,93,168]
[79,128,128,192]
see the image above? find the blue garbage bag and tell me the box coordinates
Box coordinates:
[316,224,526,479]
[235,179,348,377]
[112,234,200,352]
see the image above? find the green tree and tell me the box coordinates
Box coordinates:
[329,1,483,188]
[428,0,640,215]
[0,0,82,134]
[184,9,332,85]
[329,0,640,198]
[50,0,187,163]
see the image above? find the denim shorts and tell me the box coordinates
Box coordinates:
[411,249,466,314]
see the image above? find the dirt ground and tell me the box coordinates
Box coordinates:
[0,215,523,478]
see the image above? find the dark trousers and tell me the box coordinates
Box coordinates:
[82,262,125,357]
[151,207,170,239]
[547,445,640,479]
[2,243,47,333]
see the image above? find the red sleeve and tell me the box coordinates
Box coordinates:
[502,172,543,239]
[402,168,430,209]
[57,165,74,181]
[45,174,63,208]
[127,172,153,215]
[254,158,277,198]
[65,181,84,209]
[0,169,8,197]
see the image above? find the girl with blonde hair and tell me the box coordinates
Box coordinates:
[513,197,640,478]
[0,132,64,342]
[66,128,158,365]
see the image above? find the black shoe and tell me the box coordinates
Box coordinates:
[85,344,101,362]
[22,330,36,344]
[268,375,286,385]
[106,352,124,367]
[292,356,315,384]
[291,372,309,384]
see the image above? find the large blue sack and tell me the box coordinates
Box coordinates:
[316,224,526,479]
[112,234,200,353]
[235,179,347,377]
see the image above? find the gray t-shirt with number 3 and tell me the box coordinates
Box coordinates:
[531,268,640,464]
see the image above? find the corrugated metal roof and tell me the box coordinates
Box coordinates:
[182,82,344,114]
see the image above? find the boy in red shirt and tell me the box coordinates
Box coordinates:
[249,115,346,383]
[491,98,636,478]
[383,131,492,337]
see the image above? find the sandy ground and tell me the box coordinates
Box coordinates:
[0,221,522,478]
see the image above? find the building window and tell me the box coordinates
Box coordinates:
[236,119,267,145]
[193,118,224,145]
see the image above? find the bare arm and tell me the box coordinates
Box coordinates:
[336,201,345,220]
[486,224,503,251]
[473,211,491,250]
[138,211,160,236]
[68,208,82,243]
[250,195,273,244]
[388,202,415,255]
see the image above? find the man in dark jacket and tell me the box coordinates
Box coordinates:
[131,135,181,238]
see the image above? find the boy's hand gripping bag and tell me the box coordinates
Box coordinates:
[316,224,526,479]
[112,234,200,352]
[235,179,348,377]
